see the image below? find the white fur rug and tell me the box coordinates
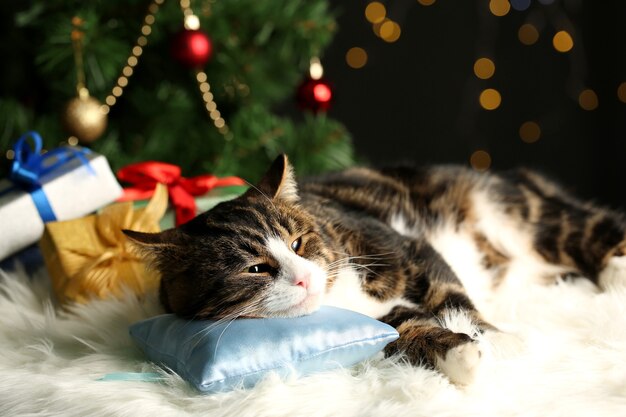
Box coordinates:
[2,263,626,417]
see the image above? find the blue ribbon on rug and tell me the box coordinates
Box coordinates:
[0,131,94,222]
[97,372,164,383]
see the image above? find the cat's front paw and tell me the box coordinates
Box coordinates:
[435,338,482,386]
[599,256,626,291]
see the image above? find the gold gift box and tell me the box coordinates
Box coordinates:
[40,184,168,305]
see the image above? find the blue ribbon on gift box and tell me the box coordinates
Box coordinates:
[0,131,94,222]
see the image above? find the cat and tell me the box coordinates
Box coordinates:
[124,154,626,385]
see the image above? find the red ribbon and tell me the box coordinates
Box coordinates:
[116,161,246,226]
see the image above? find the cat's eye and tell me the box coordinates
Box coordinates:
[291,237,303,253]
[248,264,274,274]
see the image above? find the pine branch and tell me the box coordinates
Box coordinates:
[0,0,353,179]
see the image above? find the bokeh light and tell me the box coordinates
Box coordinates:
[380,20,401,42]
[553,30,574,52]
[479,89,502,110]
[372,19,387,37]
[309,58,323,79]
[474,58,495,80]
[365,2,386,24]
[617,82,626,103]
[346,47,368,69]
[578,89,598,110]
[184,14,200,30]
[519,121,541,143]
[518,23,539,45]
[489,0,511,17]
[417,0,436,5]
[470,150,492,171]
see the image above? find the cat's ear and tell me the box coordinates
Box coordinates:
[123,228,188,259]
[245,154,299,203]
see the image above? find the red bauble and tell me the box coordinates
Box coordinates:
[296,76,333,112]
[170,29,213,68]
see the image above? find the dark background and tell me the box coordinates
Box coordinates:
[283,0,626,209]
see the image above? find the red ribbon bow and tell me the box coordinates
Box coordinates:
[116,161,246,226]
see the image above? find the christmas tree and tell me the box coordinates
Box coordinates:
[0,0,354,180]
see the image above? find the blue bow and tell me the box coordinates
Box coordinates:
[3,131,94,222]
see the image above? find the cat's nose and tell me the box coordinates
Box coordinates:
[293,273,310,289]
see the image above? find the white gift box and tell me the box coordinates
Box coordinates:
[0,147,122,261]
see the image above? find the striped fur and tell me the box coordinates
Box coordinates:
[126,155,626,384]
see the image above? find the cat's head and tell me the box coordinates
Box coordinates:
[124,155,333,320]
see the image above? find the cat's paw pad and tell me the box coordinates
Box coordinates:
[436,340,482,386]
[599,256,626,291]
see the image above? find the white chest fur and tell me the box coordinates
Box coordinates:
[322,265,416,319]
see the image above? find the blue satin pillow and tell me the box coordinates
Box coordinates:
[129,306,399,393]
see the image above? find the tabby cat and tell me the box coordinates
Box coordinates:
[125,155,626,385]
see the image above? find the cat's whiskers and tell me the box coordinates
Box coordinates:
[324,255,393,280]
[212,304,259,355]
[346,264,388,279]
[324,264,364,279]
[327,250,397,261]
[186,300,263,349]
[322,261,392,283]
[262,291,305,314]
[326,262,390,271]
[324,254,396,271]
[185,313,239,347]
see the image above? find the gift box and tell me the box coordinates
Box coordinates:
[116,161,247,227]
[131,184,248,229]
[0,132,122,261]
[39,183,168,305]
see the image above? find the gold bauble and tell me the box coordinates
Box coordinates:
[61,96,108,143]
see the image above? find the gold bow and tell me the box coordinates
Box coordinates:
[41,183,168,304]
